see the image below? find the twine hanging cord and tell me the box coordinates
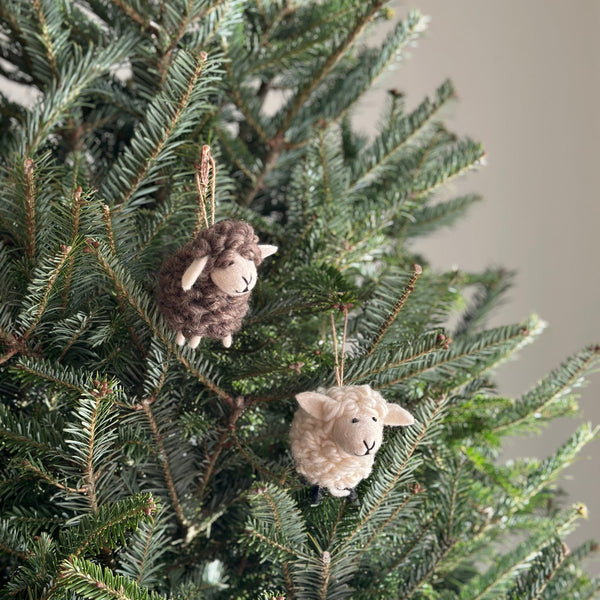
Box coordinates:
[194,144,216,232]
[330,303,350,387]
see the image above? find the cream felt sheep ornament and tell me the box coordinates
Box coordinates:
[158,219,277,348]
[289,385,414,503]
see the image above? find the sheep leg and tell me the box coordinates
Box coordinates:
[309,485,323,507]
[189,335,202,349]
[345,487,358,503]
[176,331,186,346]
[222,334,232,348]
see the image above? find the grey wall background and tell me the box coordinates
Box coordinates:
[357,1,600,558]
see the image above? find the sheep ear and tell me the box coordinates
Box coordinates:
[295,391,334,420]
[181,256,209,291]
[384,403,414,427]
[258,244,278,259]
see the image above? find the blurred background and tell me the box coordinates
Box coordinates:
[356,0,600,560]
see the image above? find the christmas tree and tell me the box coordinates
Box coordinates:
[0,1,598,598]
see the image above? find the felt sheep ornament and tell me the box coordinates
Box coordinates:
[158,219,277,348]
[289,385,414,503]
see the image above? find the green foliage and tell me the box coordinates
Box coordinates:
[0,1,597,599]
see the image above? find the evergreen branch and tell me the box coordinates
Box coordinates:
[404,194,482,239]
[492,345,600,436]
[109,50,208,211]
[459,508,586,600]
[133,195,189,260]
[19,39,135,156]
[196,405,243,503]
[0,402,64,457]
[319,551,331,600]
[215,127,258,182]
[58,313,92,362]
[57,555,165,600]
[102,205,147,357]
[62,382,124,514]
[230,429,283,481]
[62,185,84,309]
[140,399,189,529]
[519,423,597,506]
[18,244,73,339]
[244,527,299,558]
[4,533,58,599]
[0,3,35,80]
[84,393,103,512]
[22,460,87,494]
[32,0,59,80]
[506,538,568,600]
[23,157,36,261]
[339,398,446,551]
[277,0,387,136]
[0,522,30,561]
[354,482,424,562]
[240,0,388,206]
[117,511,170,587]
[347,81,455,193]
[410,138,486,200]
[371,317,542,392]
[453,268,514,337]
[292,11,429,135]
[347,331,447,385]
[221,47,269,144]
[109,0,148,29]
[244,483,309,572]
[365,264,422,356]
[162,0,225,65]
[63,494,157,558]
[251,2,359,72]
[14,356,89,395]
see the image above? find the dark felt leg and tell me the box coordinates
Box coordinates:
[310,485,324,506]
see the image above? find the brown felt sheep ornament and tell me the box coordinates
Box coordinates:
[158,219,277,348]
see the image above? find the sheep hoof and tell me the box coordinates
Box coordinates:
[176,332,186,346]
[189,335,202,349]
[309,486,323,507]
[222,334,232,348]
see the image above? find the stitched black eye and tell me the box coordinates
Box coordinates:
[372,417,377,422]
[228,261,235,267]
[352,418,359,424]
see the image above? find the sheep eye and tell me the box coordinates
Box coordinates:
[372,417,378,422]
[352,418,359,424]
[227,260,235,267]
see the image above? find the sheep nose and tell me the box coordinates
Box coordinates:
[363,440,376,455]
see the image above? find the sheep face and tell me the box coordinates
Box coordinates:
[333,407,385,457]
[210,254,258,297]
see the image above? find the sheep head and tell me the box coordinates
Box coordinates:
[181,243,277,295]
[295,385,413,458]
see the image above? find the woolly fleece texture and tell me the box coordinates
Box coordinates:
[158,219,276,347]
[290,385,414,498]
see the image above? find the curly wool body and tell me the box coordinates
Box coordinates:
[158,219,276,347]
[290,385,414,498]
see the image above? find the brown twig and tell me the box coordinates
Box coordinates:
[23,158,36,261]
[366,264,422,356]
